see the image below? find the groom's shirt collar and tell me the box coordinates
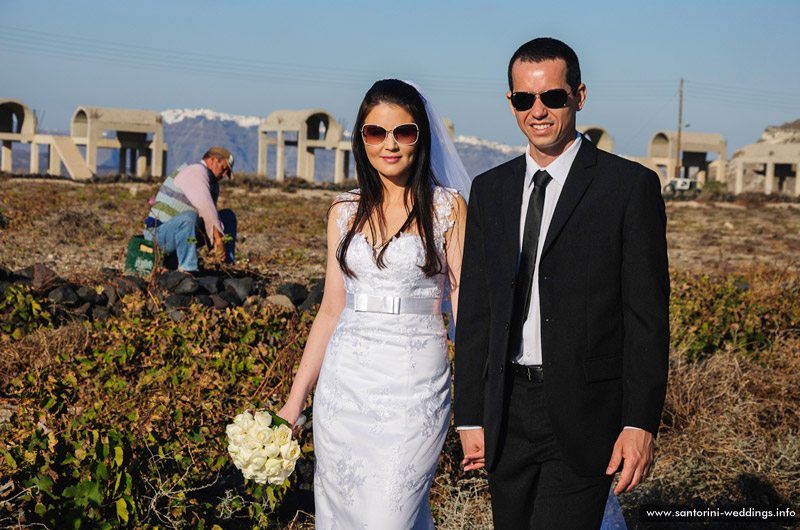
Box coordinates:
[524,131,582,189]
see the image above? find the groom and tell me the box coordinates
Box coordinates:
[454,37,669,529]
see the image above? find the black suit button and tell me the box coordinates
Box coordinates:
[504,322,510,330]
[542,275,551,281]
[499,365,505,374]
[510,280,515,288]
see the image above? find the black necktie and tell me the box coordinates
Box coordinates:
[509,170,552,354]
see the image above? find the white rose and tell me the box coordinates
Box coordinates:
[281,457,296,473]
[252,426,274,445]
[280,440,301,461]
[273,424,292,446]
[234,411,255,432]
[226,423,244,439]
[264,458,282,477]
[249,454,267,471]
[254,410,273,429]
[263,442,280,458]
[239,439,261,464]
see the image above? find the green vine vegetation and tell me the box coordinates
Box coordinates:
[1,266,799,527]
[1,293,312,529]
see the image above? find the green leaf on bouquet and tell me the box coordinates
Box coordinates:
[269,410,290,427]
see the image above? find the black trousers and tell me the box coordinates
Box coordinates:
[487,375,613,530]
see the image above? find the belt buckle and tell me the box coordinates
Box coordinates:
[353,294,400,314]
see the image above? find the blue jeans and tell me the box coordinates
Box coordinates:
[144,209,236,271]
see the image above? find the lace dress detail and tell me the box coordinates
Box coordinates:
[313,186,459,529]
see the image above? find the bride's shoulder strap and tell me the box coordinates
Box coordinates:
[331,189,360,237]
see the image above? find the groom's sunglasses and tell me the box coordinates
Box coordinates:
[509,88,576,111]
[361,123,419,146]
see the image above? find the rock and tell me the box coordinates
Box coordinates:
[94,306,111,320]
[267,294,296,311]
[194,294,214,307]
[168,309,184,322]
[174,277,199,296]
[210,294,229,310]
[218,290,241,306]
[277,282,308,307]
[156,271,191,292]
[299,278,325,311]
[165,294,192,311]
[112,276,144,297]
[196,275,220,294]
[110,301,124,318]
[16,263,59,290]
[223,277,254,302]
[103,286,118,306]
[74,302,92,317]
[76,285,108,306]
[0,264,12,282]
[47,286,79,306]
[733,280,750,291]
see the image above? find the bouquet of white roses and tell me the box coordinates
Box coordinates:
[225,409,304,486]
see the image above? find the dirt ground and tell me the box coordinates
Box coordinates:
[2,177,799,280]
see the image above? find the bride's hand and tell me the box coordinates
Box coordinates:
[277,402,304,435]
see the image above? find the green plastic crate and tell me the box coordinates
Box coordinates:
[124,235,161,277]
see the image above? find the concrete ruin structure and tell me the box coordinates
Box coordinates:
[70,106,166,179]
[0,99,39,173]
[577,126,614,153]
[0,100,166,180]
[647,131,727,188]
[732,142,800,196]
[257,109,352,183]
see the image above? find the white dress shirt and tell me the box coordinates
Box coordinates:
[513,133,582,366]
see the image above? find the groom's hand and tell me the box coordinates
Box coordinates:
[606,428,654,494]
[459,428,486,471]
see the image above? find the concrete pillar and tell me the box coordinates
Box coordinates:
[296,124,307,179]
[334,148,344,184]
[257,131,267,177]
[138,149,150,178]
[276,130,285,182]
[85,124,98,173]
[119,148,127,174]
[718,147,727,183]
[1,140,11,172]
[765,162,774,194]
[30,142,39,174]
[795,161,800,197]
[735,160,744,194]
[152,135,164,178]
[48,142,61,175]
[305,147,315,183]
[696,170,707,186]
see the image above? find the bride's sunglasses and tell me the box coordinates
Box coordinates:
[361,123,419,146]
[509,88,576,111]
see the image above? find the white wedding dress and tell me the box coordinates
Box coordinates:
[312,187,458,529]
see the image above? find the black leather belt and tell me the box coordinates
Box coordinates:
[511,363,544,382]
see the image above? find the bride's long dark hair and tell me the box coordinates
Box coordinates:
[337,79,443,278]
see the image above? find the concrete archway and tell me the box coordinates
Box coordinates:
[0,99,38,173]
[577,126,614,153]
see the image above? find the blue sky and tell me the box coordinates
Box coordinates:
[2,0,799,158]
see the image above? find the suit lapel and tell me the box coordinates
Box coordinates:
[501,155,527,269]
[542,140,599,255]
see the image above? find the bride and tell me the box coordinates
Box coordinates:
[278,79,470,529]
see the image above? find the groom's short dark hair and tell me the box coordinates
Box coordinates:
[508,37,582,92]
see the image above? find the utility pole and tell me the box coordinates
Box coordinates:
[675,78,683,180]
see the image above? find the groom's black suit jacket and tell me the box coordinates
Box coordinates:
[454,138,670,476]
